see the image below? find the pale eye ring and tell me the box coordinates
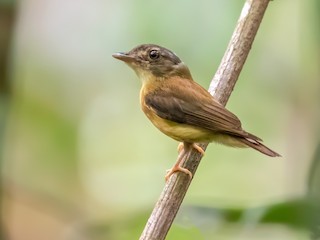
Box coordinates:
[149,50,160,60]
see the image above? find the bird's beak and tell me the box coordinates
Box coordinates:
[112,52,136,63]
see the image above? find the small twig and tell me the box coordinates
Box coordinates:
[139,0,271,239]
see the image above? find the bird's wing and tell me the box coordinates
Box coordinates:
[144,77,261,140]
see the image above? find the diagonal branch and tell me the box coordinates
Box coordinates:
[139,0,271,239]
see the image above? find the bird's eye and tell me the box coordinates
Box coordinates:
[149,50,160,60]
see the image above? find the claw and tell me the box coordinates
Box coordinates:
[165,165,192,182]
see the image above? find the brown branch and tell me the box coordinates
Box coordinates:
[139,0,271,239]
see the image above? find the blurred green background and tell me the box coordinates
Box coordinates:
[1,0,319,239]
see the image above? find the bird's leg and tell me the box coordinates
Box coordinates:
[191,143,205,156]
[177,142,184,153]
[177,142,205,156]
[166,142,205,181]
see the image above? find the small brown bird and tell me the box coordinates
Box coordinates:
[113,44,280,181]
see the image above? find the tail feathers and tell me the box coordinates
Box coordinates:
[238,137,281,157]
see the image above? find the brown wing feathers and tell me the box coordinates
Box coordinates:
[144,87,258,140]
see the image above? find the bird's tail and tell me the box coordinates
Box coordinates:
[238,137,281,157]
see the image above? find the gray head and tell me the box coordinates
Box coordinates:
[112,44,192,79]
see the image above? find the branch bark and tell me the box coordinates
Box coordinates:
[139,0,271,239]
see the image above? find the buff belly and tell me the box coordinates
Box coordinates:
[144,109,246,148]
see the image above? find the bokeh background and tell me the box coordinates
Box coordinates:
[1,0,319,239]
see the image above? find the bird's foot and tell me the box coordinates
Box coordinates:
[167,142,204,182]
[165,165,192,182]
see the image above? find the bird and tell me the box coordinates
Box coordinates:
[112,44,280,181]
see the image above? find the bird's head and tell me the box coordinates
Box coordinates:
[112,44,192,81]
